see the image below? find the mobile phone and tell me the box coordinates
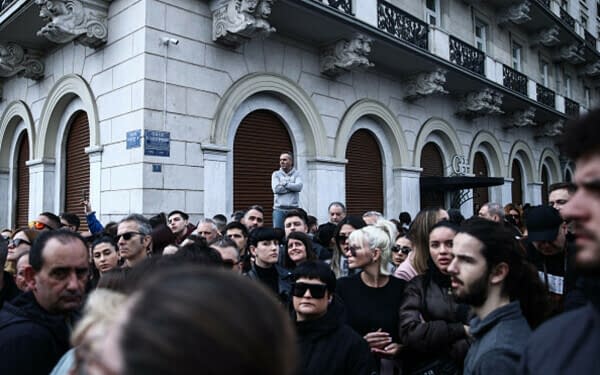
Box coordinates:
[82,189,88,201]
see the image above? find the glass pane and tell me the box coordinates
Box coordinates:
[426,0,436,11]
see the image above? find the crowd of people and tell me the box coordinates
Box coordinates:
[0,109,599,375]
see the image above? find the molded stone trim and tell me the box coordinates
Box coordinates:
[35,0,109,48]
[404,69,448,101]
[507,140,536,181]
[413,117,463,168]
[211,0,276,48]
[320,33,374,77]
[468,130,506,178]
[538,147,562,183]
[0,100,36,170]
[0,43,44,80]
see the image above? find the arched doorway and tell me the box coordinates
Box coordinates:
[64,112,90,231]
[511,160,523,205]
[420,142,445,209]
[473,152,489,215]
[15,133,29,228]
[541,165,550,205]
[345,129,384,216]
[233,110,293,226]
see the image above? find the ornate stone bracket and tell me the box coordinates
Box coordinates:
[532,26,560,47]
[35,0,109,48]
[581,61,600,77]
[536,120,564,138]
[503,107,536,129]
[554,44,586,64]
[404,69,448,101]
[320,33,374,77]
[0,43,45,80]
[498,1,531,25]
[211,0,276,48]
[457,89,503,118]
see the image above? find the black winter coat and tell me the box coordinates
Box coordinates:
[0,292,73,375]
[398,273,471,373]
[0,271,21,310]
[295,298,375,375]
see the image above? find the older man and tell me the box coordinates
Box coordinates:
[272,152,303,229]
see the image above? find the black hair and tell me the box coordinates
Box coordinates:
[548,182,577,195]
[333,216,366,247]
[245,205,264,215]
[208,236,238,251]
[224,221,249,238]
[399,211,411,225]
[328,201,346,212]
[292,261,336,293]
[60,212,81,230]
[91,235,117,252]
[30,229,87,271]
[283,231,316,269]
[447,209,465,226]
[0,236,8,266]
[559,108,600,161]
[168,210,189,221]
[248,227,282,247]
[284,209,307,225]
[39,212,62,230]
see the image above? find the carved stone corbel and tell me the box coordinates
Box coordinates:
[0,43,44,80]
[503,107,536,129]
[554,44,586,64]
[535,120,564,138]
[498,1,531,25]
[532,26,560,47]
[404,69,448,101]
[457,89,503,118]
[211,0,276,48]
[34,0,109,48]
[581,61,600,77]
[320,33,374,77]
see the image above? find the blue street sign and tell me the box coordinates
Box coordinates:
[126,129,141,149]
[144,130,170,157]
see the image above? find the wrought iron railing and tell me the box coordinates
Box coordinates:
[539,0,550,8]
[560,8,575,30]
[314,0,352,15]
[377,0,429,50]
[0,0,17,12]
[585,30,597,47]
[449,36,485,76]
[503,65,528,95]
[565,98,580,117]
[536,84,555,108]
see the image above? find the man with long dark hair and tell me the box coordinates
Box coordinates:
[448,218,549,375]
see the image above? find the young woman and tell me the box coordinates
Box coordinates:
[390,234,412,273]
[5,228,38,275]
[91,236,120,276]
[330,216,366,278]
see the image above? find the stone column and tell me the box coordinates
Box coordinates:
[0,169,8,228]
[528,182,543,206]
[85,145,103,217]
[26,158,56,219]
[305,158,346,224]
[502,178,514,205]
[202,144,229,218]
[395,167,422,218]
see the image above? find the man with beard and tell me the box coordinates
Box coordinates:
[519,109,600,374]
[448,218,549,375]
[0,230,89,375]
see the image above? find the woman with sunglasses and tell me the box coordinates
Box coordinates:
[336,220,405,374]
[398,221,470,375]
[390,234,412,273]
[4,228,38,275]
[283,231,317,270]
[330,216,366,278]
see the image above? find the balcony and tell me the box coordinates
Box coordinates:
[503,65,528,96]
[0,0,17,12]
[313,0,352,15]
[565,98,580,117]
[559,7,575,30]
[377,0,428,50]
[539,0,550,8]
[536,84,555,108]
[585,30,596,48]
[449,36,485,76]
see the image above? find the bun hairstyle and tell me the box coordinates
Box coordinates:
[349,219,397,276]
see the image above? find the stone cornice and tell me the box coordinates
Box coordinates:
[35,0,109,48]
[0,42,44,80]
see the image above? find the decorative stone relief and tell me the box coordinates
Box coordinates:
[498,1,531,25]
[554,44,586,64]
[320,33,374,77]
[503,107,536,129]
[0,43,44,80]
[532,26,560,47]
[581,61,600,77]
[211,0,276,48]
[34,0,109,48]
[536,120,564,138]
[457,89,503,118]
[404,69,448,101]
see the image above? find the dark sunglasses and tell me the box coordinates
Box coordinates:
[392,245,412,255]
[336,234,349,243]
[9,238,31,247]
[291,282,328,298]
[222,259,239,268]
[114,232,143,242]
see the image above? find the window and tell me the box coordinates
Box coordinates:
[474,19,488,52]
[564,74,572,97]
[425,0,441,26]
[585,86,591,107]
[539,59,549,86]
[512,42,522,71]
[560,0,569,10]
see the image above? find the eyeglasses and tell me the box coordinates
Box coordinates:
[347,245,362,257]
[291,282,328,298]
[114,232,143,242]
[9,238,31,247]
[222,259,240,269]
[29,221,50,230]
[392,245,412,255]
[336,234,349,243]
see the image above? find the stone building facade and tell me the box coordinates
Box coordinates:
[0,0,597,228]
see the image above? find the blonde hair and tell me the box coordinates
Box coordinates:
[71,288,127,346]
[349,219,397,276]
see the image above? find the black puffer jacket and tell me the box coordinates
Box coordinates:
[295,297,375,375]
[398,268,471,373]
[0,292,73,375]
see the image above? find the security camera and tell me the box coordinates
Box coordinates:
[160,37,179,46]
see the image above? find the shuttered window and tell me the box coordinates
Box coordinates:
[473,152,489,215]
[233,110,293,226]
[15,133,29,228]
[541,166,549,205]
[511,160,523,205]
[65,112,90,231]
[420,142,445,209]
[345,129,383,216]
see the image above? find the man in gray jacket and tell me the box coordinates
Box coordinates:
[271,151,302,229]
